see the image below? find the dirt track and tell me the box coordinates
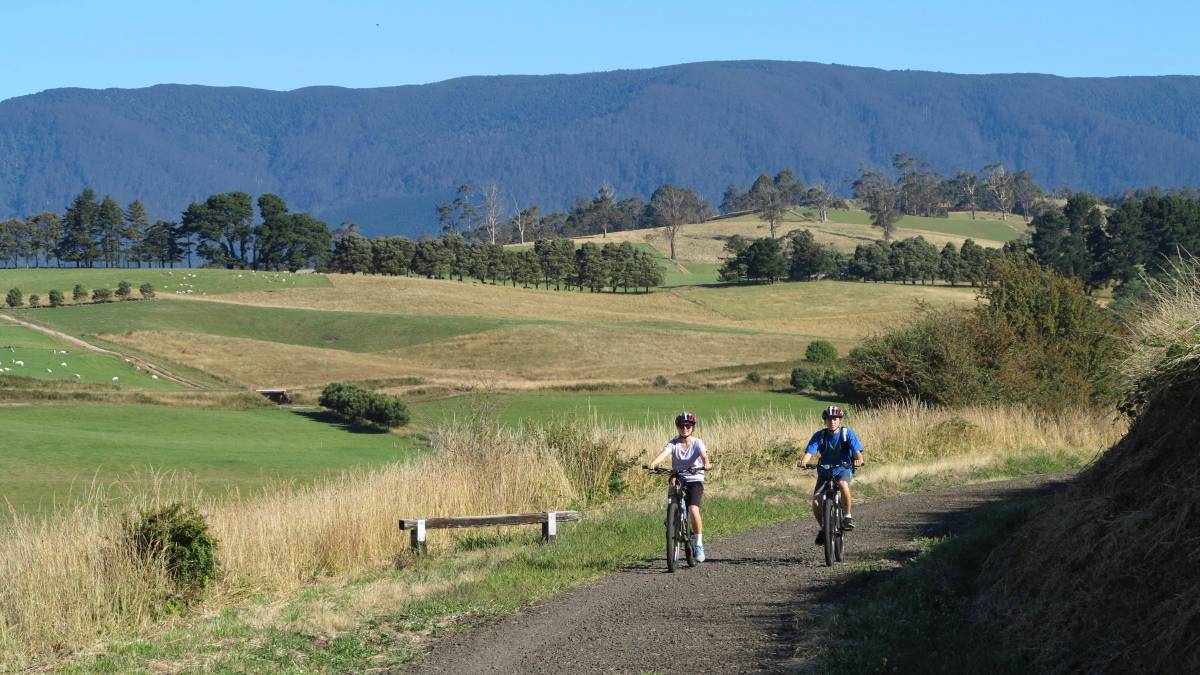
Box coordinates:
[405,475,1066,674]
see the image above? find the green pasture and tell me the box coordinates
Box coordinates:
[14,299,537,352]
[790,207,1026,242]
[0,268,331,300]
[0,403,422,514]
[409,389,839,429]
[0,322,181,389]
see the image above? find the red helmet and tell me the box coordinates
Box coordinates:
[674,411,697,427]
[821,405,845,419]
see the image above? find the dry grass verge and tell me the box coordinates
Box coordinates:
[0,402,1122,668]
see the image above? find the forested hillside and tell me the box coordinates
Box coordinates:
[3,60,1200,237]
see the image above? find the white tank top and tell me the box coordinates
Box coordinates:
[665,437,707,482]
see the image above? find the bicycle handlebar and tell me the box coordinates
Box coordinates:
[644,466,708,476]
[800,461,865,470]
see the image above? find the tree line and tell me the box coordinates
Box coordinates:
[718,230,1007,286]
[329,232,665,292]
[1,189,331,270]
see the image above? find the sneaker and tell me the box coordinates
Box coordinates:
[694,543,706,562]
[842,516,856,531]
[814,529,825,546]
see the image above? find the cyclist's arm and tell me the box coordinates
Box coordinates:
[646,445,672,469]
[799,432,820,467]
[700,447,712,471]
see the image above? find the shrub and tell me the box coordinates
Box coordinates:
[115,280,132,300]
[139,282,156,299]
[746,370,762,383]
[48,289,64,307]
[6,288,22,308]
[92,287,113,302]
[126,502,218,598]
[27,294,40,308]
[72,284,87,302]
[805,340,839,364]
[319,381,410,429]
[790,367,813,392]
[653,375,669,387]
[791,365,849,394]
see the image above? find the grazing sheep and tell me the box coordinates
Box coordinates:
[60,362,67,366]
[151,375,159,380]
[74,374,81,378]
[111,376,119,381]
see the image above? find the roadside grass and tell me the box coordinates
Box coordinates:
[818,495,1044,674]
[58,487,811,673]
[408,390,838,428]
[0,322,182,389]
[0,403,423,514]
[0,268,330,300]
[13,299,527,353]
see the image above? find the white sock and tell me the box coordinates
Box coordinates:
[845,513,853,518]
[695,533,703,546]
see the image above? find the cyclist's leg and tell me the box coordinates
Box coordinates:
[685,481,704,534]
[811,476,824,525]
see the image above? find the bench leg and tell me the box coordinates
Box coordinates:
[541,511,557,544]
[410,519,428,555]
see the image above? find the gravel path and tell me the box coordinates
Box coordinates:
[406,475,1067,674]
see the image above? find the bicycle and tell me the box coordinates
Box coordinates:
[645,466,705,572]
[801,462,858,566]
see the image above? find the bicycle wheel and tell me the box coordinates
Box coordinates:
[665,501,680,572]
[683,509,696,568]
[822,496,836,567]
[833,500,845,563]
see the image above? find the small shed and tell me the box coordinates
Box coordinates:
[255,388,292,404]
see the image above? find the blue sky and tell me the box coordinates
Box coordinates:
[3,0,1197,102]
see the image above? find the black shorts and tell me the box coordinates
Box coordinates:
[679,480,704,508]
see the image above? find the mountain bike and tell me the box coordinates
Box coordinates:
[802,462,857,566]
[645,466,705,572]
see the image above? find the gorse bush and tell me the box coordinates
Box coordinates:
[319,382,410,429]
[845,256,1120,409]
[805,340,838,364]
[48,289,64,307]
[126,502,218,598]
[139,282,155,299]
[6,288,22,307]
[27,294,40,308]
[92,287,113,302]
[115,280,132,299]
[72,284,87,301]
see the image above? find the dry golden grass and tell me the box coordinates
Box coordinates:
[0,402,1123,666]
[102,324,814,388]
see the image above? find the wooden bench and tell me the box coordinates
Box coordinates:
[398,511,580,554]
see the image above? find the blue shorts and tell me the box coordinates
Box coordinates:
[813,467,853,495]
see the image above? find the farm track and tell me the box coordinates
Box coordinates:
[0,312,205,388]
[404,474,1067,674]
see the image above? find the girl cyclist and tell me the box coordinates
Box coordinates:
[645,411,712,561]
[799,405,864,545]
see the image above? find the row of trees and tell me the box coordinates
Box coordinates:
[0,190,332,270]
[328,233,665,292]
[851,156,1044,239]
[1027,192,1200,292]
[6,282,155,308]
[718,229,1004,286]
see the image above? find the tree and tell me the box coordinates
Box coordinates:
[95,195,126,267]
[984,163,1015,220]
[72,284,87,302]
[959,239,988,286]
[574,242,608,292]
[437,184,477,235]
[48,289,64,307]
[743,237,788,283]
[806,340,838,364]
[893,154,944,217]
[853,168,902,240]
[56,188,100,267]
[717,234,751,283]
[6,288,22,307]
[478,183,506,243]
[330,232,374,274]
[804,185,840,223]
[412,238,451,278]
[28,212,63,267]
[123,200,149,266]
[952,170,981,219]
[181,192,255,267]
[92,287,113,302]
[372,236,415,275]
[139,283,155,299]
[509,204,539,245]
[938,242,963,286]
[1012,170,1042,222]
[28,294,40,308]
[649,184,708,259]
[787,229,839,280]
[115,280,132,300]
[632,249,664,291]
[1031,193,1102,287]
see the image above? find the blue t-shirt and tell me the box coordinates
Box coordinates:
[805,427,864,465]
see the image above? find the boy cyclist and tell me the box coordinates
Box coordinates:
[645,411,712,561]
[799,405,864,545]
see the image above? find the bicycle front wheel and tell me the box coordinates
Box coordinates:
[833,501,845,563]
[683,510,696,568]
[665,502,680,573]
[822,496,836,567]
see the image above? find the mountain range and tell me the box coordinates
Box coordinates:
[2,60,1199,238]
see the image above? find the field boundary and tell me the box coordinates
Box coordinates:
[0,312,204,389]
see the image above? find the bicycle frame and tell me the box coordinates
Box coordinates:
[647,467,704,572]
[810,462,850,566]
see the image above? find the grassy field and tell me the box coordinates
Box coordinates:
[0,321,182,389]
[0,403,422,514]
[408,390,839,428]
[0,268,331,300]
[13,298,530,352]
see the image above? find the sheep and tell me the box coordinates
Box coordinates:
[111,376,119,381]
[60,362,67,367]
